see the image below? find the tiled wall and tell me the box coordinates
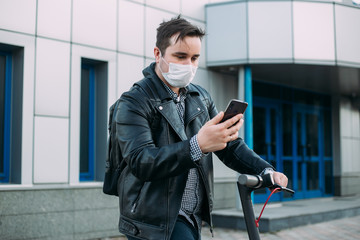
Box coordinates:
[206,0,360,67]
[338,97,360,195]
[0,0,239,238]
[340,99,360,174]
[0,0,239,186]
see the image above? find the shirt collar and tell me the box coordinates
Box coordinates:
[160,80,188,103]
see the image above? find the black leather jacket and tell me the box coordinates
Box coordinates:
[116,63,273,240]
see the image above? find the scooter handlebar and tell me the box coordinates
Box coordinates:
[238,173,295,195]
[238,173,274,189]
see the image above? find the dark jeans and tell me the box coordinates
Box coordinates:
[126,216,200,240]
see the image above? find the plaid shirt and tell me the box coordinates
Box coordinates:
[160,81,205,230]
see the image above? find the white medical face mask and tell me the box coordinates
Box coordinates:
[159,57,198,88]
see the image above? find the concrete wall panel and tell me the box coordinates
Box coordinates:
[248,1,293,62]
[34,116,69,183]
[35,38,70,117]
[293,1,335,63]
[118,1,145,56]
[37,0,71,41]
[206,2,247,66]
[0,0,36,35]
[335,5,360,66]
[147,0,180,14]
[182,0,209,21]
[0,188,119,240]
[117,53,144,97]
[72,0,117,50]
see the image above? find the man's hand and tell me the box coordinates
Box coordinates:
[272,171,288,188]
[197,111,244,153]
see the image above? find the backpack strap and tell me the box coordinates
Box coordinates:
[103,97,123,196]
[134,78,157,100]
[103,78,155,196]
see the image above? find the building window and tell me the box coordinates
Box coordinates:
[0,51,11,183]
[80,59,108,181]
[0,44,23,184]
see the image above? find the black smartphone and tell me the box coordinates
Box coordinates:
[220,99,248,123]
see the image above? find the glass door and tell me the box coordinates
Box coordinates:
[253,81,333,202]
[293,106,323,198]
[253,101,281,203]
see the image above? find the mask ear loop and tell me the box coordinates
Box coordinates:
[160,53,169,66]
[158,52,170,75]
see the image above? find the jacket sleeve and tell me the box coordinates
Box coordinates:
[116,87,196,182]
[201,89,274,175]
[215,138,274,175]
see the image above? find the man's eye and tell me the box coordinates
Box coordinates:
[177,56,186,59]
[192,57,199,61]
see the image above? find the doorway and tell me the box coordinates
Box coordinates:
[293,106,323,198]
[252,82,333,202]
[253,101,282,202]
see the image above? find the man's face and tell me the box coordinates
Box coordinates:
[156,35,202,73]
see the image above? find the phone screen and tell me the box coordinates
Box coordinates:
[220,99,248,123]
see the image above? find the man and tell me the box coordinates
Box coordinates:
[116,16,288,240]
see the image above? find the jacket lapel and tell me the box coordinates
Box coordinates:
[184,92,204,127]
[155,100,188,141]
[143,66,201,141]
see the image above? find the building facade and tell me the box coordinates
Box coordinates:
[206,0,360,202]
[0,0,359,239]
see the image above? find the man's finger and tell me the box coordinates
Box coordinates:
[209,111,224,125]
[223,114,243,128]
[273,172,288,188]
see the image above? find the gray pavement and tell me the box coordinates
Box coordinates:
[201,215,360,239]
[108,195,360,240]
[109,215,360,239]
[212,194,360,233]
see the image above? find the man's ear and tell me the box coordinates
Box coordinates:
[154,47,161,63]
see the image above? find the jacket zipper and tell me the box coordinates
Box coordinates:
[196,163,214,236]
[166,179,171,239]
[131,202,137,213]
[131,184,144,213]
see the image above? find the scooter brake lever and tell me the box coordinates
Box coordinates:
[273,184,295,195]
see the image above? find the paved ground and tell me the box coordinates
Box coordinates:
[202,215,360,240]
[108,215,360,240]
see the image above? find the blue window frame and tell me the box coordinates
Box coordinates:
[0,51,12,183]
[253,100,282,203]
[80,64,96,181]
[80,59,108,182]
[253,81,333,203]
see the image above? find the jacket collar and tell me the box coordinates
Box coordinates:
[142,63,204,140]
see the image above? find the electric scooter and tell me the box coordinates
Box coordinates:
[237,173,295,240]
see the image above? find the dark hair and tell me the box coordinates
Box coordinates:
[156,15,206,55]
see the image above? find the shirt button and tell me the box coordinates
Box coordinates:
[159,106,163,110]
[197,107,200,111]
